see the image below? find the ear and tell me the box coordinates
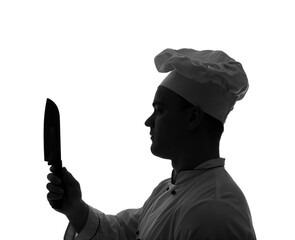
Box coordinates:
[187,106,203,131]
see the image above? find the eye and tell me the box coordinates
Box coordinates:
[154,106,163,114]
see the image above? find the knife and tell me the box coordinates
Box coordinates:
[44,98,63,209]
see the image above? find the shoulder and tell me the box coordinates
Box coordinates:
[142,178,170,206]
[175,199,255,239]
[141,175,171,200]
[178,199,239,226]
[150,178,170,196]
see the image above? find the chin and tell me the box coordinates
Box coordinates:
[150,144,171,160]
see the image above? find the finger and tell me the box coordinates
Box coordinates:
[50,165,56,173]
[47,192,63,201]
[47,173,61,185]
[46,183,64,195]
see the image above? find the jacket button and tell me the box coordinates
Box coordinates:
[166,187,169,191]
[136,230,139,235]
[171,190,176,195]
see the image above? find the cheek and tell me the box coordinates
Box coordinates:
[154,115,168,131]
[155,116,181,140]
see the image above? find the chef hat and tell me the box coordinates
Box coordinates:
[154,48,249,123]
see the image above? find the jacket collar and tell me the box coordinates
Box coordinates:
[171,158,225,185]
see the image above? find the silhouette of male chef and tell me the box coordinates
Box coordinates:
[47,48,256,240]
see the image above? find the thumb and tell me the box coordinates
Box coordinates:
[62,167,78,185]
[62,167,68,173]
[62,167,72,182]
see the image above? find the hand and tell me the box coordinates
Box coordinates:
[46,166,83,216]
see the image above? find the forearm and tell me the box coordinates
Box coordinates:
[66,200,89,234]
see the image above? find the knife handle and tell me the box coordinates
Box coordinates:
[50,160,64,210]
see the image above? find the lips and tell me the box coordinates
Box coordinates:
[150,132,154,140]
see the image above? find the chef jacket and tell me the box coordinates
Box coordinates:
[64,158,256,240]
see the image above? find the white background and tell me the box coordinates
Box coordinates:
[0,0,294,239]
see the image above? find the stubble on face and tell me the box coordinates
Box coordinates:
[147,86,189,160]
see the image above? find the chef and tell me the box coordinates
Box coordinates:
[47,48,256,240]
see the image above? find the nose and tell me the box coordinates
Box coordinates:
[145,112,154,127]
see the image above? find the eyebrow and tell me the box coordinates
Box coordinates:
[152,101,164,107]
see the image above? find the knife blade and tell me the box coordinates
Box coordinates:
[44,98,63,209]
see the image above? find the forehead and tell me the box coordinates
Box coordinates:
[153,86,184,107]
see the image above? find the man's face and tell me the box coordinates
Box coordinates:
[145,86,189,159]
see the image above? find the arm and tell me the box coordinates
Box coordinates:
[47,167,89,234]
[176,199,256,240]
[47,167,142,240]
[65,206,142,240]
[66,200,89,234]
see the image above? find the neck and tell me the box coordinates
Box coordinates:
[171,139,220,174]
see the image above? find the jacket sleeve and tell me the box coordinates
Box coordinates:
[175,199,256,240]
[64,205,142,240]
